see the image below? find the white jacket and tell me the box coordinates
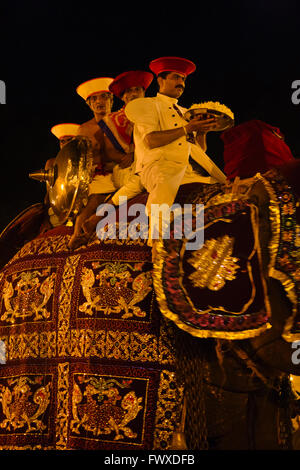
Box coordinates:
[125,93,226,184]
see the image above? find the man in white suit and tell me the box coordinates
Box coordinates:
[124,56,226,256]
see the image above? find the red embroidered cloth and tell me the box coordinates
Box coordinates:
[102,107,133,154]
[0,213,182,450]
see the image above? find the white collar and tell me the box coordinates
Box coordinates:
[156,92,179,105]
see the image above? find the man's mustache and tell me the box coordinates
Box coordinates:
[175,85,185,90]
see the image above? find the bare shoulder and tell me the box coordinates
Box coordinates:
[77,118,100,136]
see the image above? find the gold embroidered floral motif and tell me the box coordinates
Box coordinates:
[56,363,69,449]
[58,255,81,357]
[79,262,152,318]
[1,268,55,324]
[71,375,143,440]
[0,376,51,433]
[295,225,300,248]
[188,235,240,291]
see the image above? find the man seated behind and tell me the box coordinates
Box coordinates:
[69,70,153,249]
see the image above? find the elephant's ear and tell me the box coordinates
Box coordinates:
[153,178,273,341]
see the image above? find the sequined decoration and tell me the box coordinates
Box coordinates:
[1,268,55,324]
[79,261,152,318]
[0,375,51,433]
[188,235,240,291]
[70,374,143,441]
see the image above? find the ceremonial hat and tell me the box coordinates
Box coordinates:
[109,71,154,99]
[149,56,196,76]
[51,123,80,139]
[221,120,295,179]
[76,77,114,101]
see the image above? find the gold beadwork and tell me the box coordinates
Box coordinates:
[188,235,240,291]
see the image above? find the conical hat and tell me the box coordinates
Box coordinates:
[76,77,114,100]
[51,123,80,139]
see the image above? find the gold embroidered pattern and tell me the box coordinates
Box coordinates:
[70,374,143,441]
[8,236,69,266]
[153,201,272,339]
[56,363,69,449]
[58,255,81,357]
[158,323,176,366]
[153,370,184,450]
[1,268,55,324]
[94,221,149,246]
[0,230,180,449]
[8,332,56,360]
[79,262,152,319]
[188,235,240,291]
[0,375,51,433]
[0,327,175,366]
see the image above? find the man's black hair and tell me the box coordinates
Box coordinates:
[157,71,172,80]
[120,86,145,99]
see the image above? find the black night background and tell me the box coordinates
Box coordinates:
[0,0,300,232]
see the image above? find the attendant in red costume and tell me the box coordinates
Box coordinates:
[100,70,154,189]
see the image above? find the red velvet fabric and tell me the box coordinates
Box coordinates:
[109,71,153,98]
[149,56,196,76]
[221,120,295,179]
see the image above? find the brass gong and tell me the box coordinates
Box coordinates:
[29,136,94,225]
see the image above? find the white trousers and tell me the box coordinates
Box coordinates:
[141,160,214,213]
[140,160,215,246]
[88,173,117,196]
[112,164,134,189]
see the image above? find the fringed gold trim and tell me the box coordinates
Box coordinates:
[256,173,299,342]
[271,267,299,342]
[153,240,272,340]
[255,173,281,272]
[153,198,273,339]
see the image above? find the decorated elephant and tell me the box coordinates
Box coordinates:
[153,166,300,450]
[151,120,300,449]
[0,121,299,450]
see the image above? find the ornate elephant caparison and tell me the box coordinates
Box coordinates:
[0,133,299,450]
